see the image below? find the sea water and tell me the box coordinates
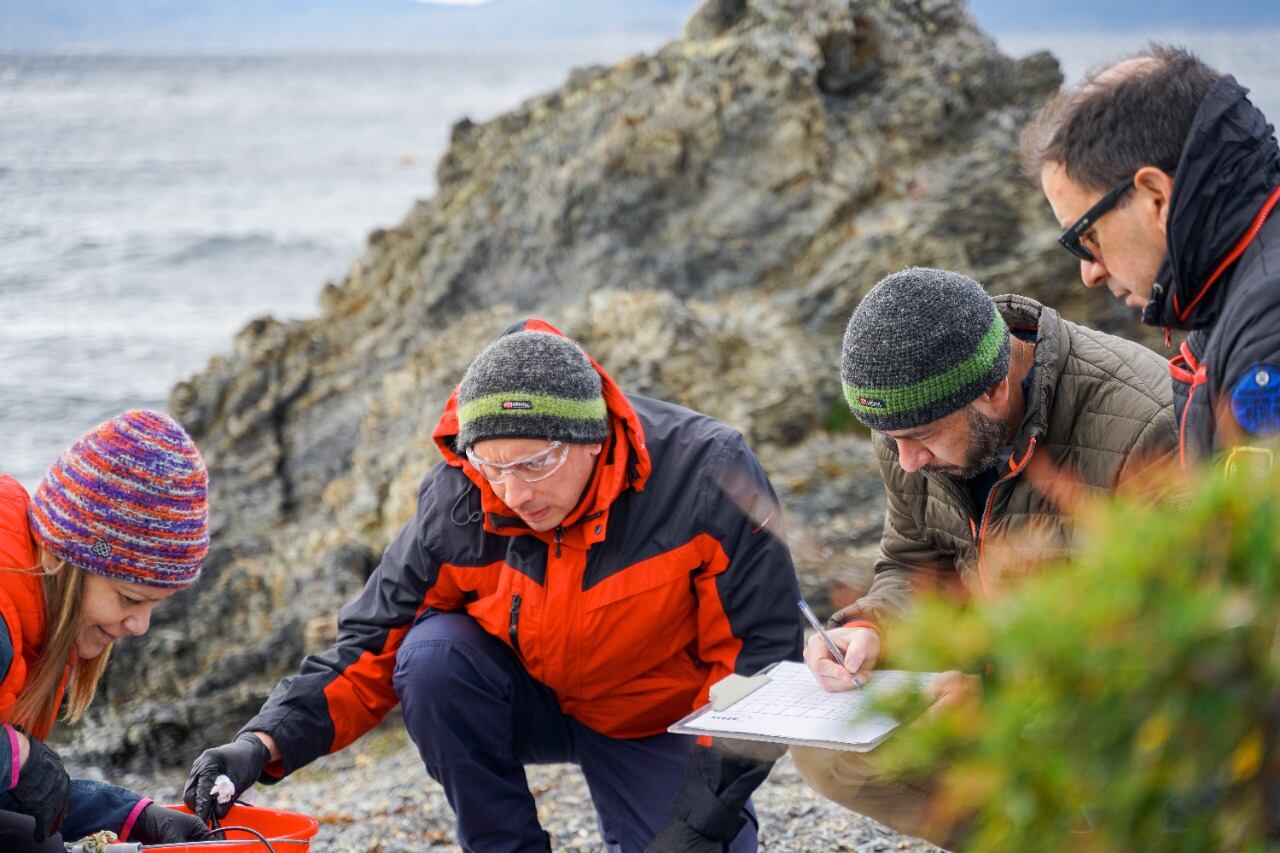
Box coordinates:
[2,34,1277,489]
[0,49,648,488]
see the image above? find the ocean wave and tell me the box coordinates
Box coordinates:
[0,222,44,243]
[162,231,340,265]
[56,236,108,262]
[16,231,338,269]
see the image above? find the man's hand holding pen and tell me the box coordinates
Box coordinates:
[803,625,880,693]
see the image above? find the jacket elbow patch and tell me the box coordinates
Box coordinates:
[1230,364,1280,436]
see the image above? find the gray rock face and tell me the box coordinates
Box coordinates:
[63,0,1130,770]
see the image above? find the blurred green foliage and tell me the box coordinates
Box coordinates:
[875,463,1280,852]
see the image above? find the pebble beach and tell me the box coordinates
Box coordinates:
[109,719,939,852]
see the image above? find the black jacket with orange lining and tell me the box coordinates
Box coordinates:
[243,319,803,839]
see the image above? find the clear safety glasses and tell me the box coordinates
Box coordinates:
[466,440,570,484]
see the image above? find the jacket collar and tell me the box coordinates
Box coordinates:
[431,319,651,545]
[1144,75,1280,330]
[993,294,1067,457]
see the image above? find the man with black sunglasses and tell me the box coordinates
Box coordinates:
[183,319,803,853]
[1025,45,1280,472]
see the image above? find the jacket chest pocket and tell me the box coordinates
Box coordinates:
[578,555,700,654]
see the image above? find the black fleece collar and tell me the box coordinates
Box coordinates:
[1145,75,1280,330]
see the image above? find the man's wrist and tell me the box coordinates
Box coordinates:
[842,620,879,635]
[246,731,282,763]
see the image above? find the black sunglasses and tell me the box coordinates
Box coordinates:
[1057,177,1134,263]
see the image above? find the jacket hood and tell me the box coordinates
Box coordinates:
[0,475,37,570]
[1145,75,1280,330]
[432,318,651,539]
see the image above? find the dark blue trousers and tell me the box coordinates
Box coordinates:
[392,612,758,853]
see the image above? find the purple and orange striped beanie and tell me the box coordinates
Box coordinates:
[28,410,209,588]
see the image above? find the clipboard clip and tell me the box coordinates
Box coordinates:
[708,672,771,710]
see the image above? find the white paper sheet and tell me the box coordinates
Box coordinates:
[670,661,936,751]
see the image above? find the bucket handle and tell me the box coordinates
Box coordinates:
[206,825,276,852]
[140,825,292,850]
[140,842,308,850]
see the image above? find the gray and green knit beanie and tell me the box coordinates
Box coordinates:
[841,267,1010,431]
[455,331,609,451]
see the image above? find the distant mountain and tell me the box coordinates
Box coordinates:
[0,0,699,52]
[967,0,1276,34]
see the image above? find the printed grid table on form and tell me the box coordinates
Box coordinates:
[734,664,927,720]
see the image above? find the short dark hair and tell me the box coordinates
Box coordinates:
[1021,44,1222,191]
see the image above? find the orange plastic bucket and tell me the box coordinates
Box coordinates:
[143,803,319,851]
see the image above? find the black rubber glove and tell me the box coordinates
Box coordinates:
[183,732,272,824]
[9,734,69,843]
[646,818,725,853]
[131,803,211,844]
[0,808,62,852]
[665,742,778,843]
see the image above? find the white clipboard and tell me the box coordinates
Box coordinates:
[669,661,936,752]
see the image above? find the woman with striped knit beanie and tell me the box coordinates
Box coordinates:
[0,410,212,851]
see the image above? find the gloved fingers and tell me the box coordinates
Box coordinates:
[181,775,199,817]
[181,754,204,813]
[184,735,271,826]
[162,807,215,841]
[178,810,215,840]
[135,802,217,844]
[213,793,235,821]
[184,767,219,825]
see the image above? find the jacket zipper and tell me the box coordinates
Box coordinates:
[509,593,523,656]
[554,526,563,558]
[973,436,1039,595]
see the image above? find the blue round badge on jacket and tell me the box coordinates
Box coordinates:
[1230,364,1280,436]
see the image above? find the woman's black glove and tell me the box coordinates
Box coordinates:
[130,803,211,843]
[183,733,271,823]
[9,735,69,842]
[0,808,62,852]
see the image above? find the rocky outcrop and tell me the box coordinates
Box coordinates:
[65,0,1124,770]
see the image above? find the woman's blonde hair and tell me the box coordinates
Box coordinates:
[11,556,111,730]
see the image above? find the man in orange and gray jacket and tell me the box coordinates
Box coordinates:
[185,319,803,852]
[793,268,1177,847]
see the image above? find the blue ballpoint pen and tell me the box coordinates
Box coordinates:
[798,599,863,688]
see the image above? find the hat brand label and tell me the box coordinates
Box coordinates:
[92,539,113,557]
[858,396,885,409]
[502,400,534,410]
